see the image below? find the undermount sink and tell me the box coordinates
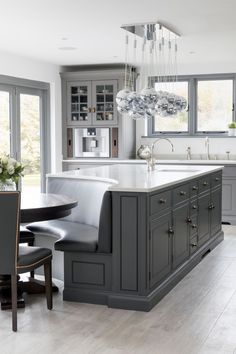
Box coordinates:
[158,169,200,173]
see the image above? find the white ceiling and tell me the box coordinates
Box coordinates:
[0,0,236,66]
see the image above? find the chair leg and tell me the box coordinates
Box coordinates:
[11,275,18,332]
[44,261,52,310]
[28,241,35,278]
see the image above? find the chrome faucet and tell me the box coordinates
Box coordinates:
[205,137,210,160]
[147,138,174,171]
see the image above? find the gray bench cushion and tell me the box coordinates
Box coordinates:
[27,220,98,252]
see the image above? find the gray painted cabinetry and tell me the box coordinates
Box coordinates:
[63,171,223,311]
[61,69,136,160]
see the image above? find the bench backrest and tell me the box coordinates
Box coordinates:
[47,177,112,252]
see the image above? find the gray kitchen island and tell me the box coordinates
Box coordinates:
[43,164,224,311]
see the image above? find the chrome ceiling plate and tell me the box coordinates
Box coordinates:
[121,21,180,40]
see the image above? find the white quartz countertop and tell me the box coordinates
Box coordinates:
[63,158,236,165]
[48,164,224,192]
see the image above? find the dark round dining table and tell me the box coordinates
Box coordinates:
[0,192,78,310]
[21,192,78,223]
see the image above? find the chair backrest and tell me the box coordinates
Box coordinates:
[0,192,20,275]
[47,177,113,253]
[47,177,113,228]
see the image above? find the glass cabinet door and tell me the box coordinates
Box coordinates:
[67,81,92,125]
[92,80,118,125]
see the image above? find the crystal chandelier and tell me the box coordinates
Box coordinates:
[116,22,188,120]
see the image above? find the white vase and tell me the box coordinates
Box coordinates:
[228,128,236,136]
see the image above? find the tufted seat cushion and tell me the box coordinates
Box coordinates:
[27,220,99,252]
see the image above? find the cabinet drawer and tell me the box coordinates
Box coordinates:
[190,236,198,255]
[199,176,210,194]
[190,200,198,215]
[190,180,199,198]
[211,172,222,188]
[150,191,171,215]
[173,184,189,206]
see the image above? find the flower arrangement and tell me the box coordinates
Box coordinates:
[0,155,24,184]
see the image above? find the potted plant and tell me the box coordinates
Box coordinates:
[0,155,24,190]
[228,122,236,136]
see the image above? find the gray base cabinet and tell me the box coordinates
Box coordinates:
[63,171,224,311]
[149,213,172,288]
[172,203,190,269]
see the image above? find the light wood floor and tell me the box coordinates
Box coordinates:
[1,226,236,354]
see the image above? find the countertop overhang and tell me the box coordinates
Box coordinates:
[63,158,236,165]
[47,164,224,193]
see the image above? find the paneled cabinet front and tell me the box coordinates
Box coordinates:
[172,203,190,269]
[67,80,118,126]
[149,212,172,288]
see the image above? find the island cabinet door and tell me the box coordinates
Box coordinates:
[198,192,211,247]
[149,212,172,289]
[210,187,222,237]
[172,203,190,270]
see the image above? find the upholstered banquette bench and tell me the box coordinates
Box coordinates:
[27,178,113,298]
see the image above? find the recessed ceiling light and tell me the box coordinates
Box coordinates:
[189,51,196,54]
[61,37,68,41]
[58,46,77,51]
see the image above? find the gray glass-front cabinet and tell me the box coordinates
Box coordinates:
[67,80,118,126]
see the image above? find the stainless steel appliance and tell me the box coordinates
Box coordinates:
[73,128,110,157]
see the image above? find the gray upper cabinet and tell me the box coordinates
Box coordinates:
[66,79,118,126]
[92,80,118,125]
[67,81,92,125]
[61,68,136,160]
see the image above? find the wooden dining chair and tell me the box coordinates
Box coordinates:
[0,191,53,332]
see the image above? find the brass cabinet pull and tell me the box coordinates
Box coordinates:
[208,204,215,210]
[159,198,167,204]
[88,107,92,113]
[92,107,96,113]
[203,181,208,186]
[192,186,198,191]
[215,177,220,181]
[180,191,186,196]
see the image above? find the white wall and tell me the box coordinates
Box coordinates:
[136,62,236,158]
[0,50,61,172]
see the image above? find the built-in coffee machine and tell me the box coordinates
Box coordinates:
[67,127,118,158]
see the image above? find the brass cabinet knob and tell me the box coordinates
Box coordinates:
[192,186,198,191]
[215,177,220,181]
[159,198,167,204]
[180,191,186,196]
[192,205,197,210]
[192,224,197,229]
[186,217,192,223]
[168,228,174,235]
[203,181,208,186]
